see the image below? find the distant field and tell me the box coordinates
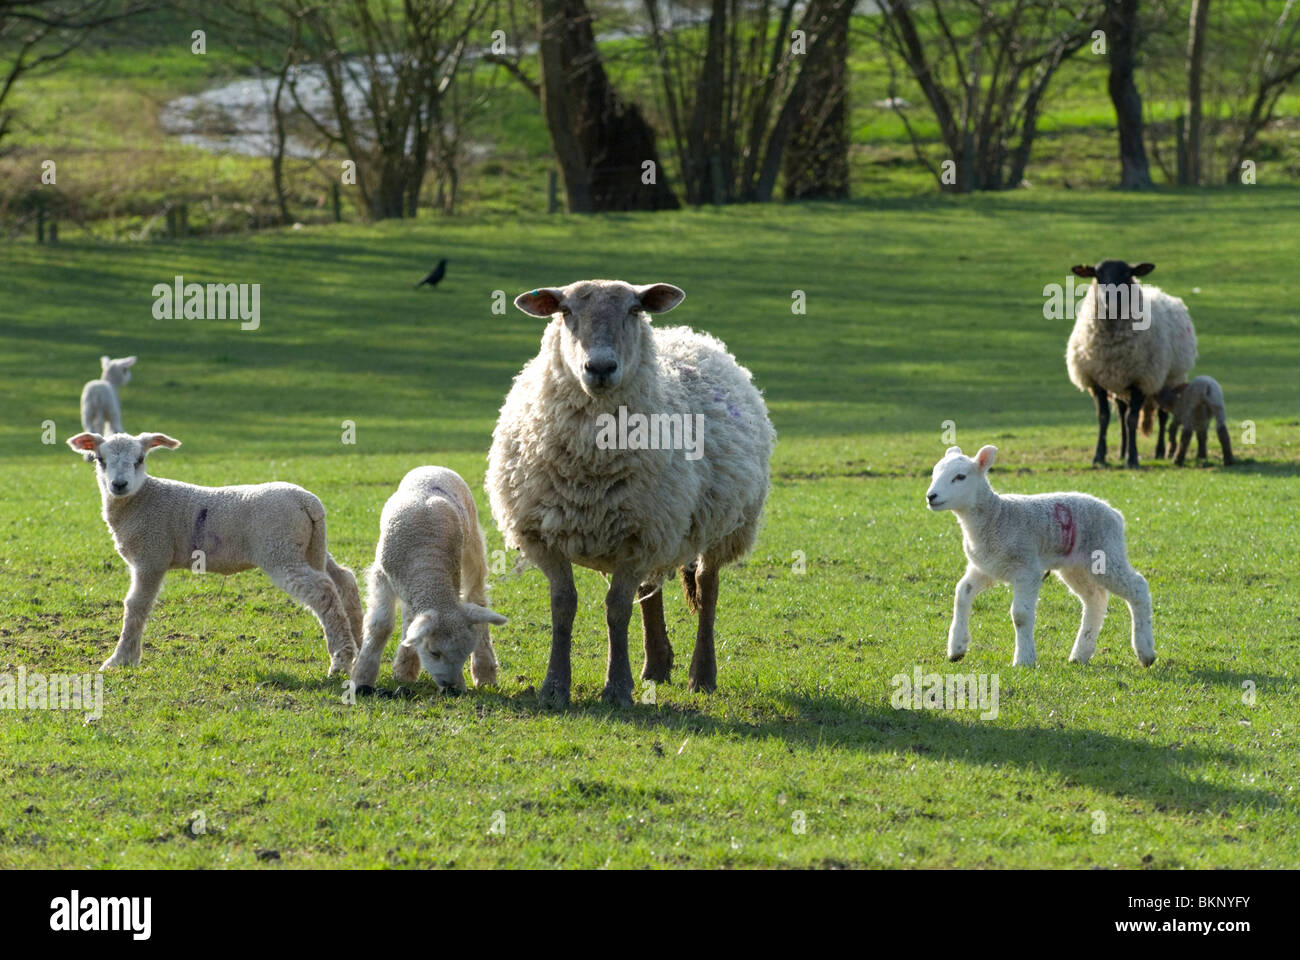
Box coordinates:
[1,191,1297,867]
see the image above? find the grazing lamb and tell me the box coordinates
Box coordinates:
[80,355,136,436]
[1156,375,1235,466]
[1066,260,1197,467]
[926,445,1155,668]
[487,279,775,707]
[351,466,507,695]
[66,431,363,674]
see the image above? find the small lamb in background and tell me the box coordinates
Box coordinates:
[67,430,363,674]
[351,466,507,695]
[80,355,136,436]
[1156,375,1235,466]
[926,445,1155,668]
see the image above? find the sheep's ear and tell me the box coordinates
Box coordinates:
[515,288,565,317]
[121,356,137,367]
[67,432,102,454]
[1172,382,1188,394]
[140,433,181,452]
[1070,265,1095,278]
[100,355,111,367]
[464,602,508,627]
[945,445,962,457]
[974,445,997,473]
[633,283,685,314]
[1132,262,1155,277]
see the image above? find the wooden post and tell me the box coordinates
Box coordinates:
[709,155,725,204]
[49,222,58,244]
[547,170,559,214]
[332,182,342,222]
[179,203,189,237]
[1175,115,1187,186]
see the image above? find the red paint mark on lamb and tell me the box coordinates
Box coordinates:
[1053,502,1077,556]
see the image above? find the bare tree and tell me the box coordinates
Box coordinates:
[1185,0,1210,184]
[874,0,1104,192]
[0,0,150,153]
[1227,0,1300,181]
[1105,0,1153,188]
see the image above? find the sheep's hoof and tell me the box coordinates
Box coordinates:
[354,685,375,697]
[641,662,672,684]
[600,683,634,707]
[538,680,570,710]
[1138,653,1156,668]
[947,650,966,662]
[687,676,716,694]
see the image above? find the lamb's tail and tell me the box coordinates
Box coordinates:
[680,563,701,614]
[1139,397,1156,437]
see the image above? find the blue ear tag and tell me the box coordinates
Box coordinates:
[531,290,539,296]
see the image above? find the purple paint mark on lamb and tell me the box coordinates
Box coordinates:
[190,507,220,554]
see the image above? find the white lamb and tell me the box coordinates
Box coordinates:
[1155,375,1235,466]
[487,279,775,707]
[67,430,363,674]
[351,466,507,695]
[1066,260,1197,467]
[80,355,136,436]
[926,445,1155,668]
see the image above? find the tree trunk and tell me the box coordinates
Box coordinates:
[1186,0,1211,185]
[536,0,679,212]
[1106,0,1154,188]
[782,0,852,199]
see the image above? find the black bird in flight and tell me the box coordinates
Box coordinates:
[415,258,448,289]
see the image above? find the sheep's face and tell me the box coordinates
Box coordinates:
[514,281,685,398]
[1071,260,1154,323]
[101,355,137,388]
[400,603,508,693]
[66,431,180,499]
[926,445,996,512]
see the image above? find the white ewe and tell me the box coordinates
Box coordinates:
[351,466,507,695]
[487,279,775,707]
[80,355,136,436]
[67,431,363,674]
[926,445,1155,668]
[1066,260,1197,467]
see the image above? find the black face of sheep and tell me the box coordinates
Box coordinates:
[1072,259,1155,323]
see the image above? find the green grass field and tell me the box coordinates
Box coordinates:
[2,189,1298,868]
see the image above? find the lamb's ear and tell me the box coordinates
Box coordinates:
[100,355,111,368]
[400,611,438,646]
[974,445,997,473]
[67,432,103,454]
[1071,265,1096,278]
[139,433,181,452]
[1132,262,1155,277]
[633,283,685,315]
[945,445,962,457]
[464,602,508,626]
[121,356,137,367]
[515,288,566,317]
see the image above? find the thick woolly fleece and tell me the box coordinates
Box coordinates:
[487,312,775,586]
[1066,282,1197,398]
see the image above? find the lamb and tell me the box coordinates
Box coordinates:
[80,355,136,436]
[486,279,775,708]
[66,430,363,674]
[1066,260,1197,467]
[926,445,1155,668]
[1155,375,1235,466]
[351,466,507,695]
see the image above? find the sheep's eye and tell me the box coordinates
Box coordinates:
[430,651,442,660]
[95,456,104,466]
[135,458,144,468]
[953,474,966,482]
[558,305,572,317]
[628,304,641,315]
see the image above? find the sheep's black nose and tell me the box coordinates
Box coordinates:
[111,480,128,494]
[584,358,618,377]
[926,492,938,503]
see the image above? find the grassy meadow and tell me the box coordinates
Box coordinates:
[1,189,1298,868]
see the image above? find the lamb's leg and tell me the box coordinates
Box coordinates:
[1124,386,1144,468]
[1196,426,1208,460]
[326,556,364,650]
[102,566,166,670]
[351,568,396,688]
[1057,566,1108,665]
[270,564,357,676]
[1174,426,1192,465]
[687,562,720,693]
[1097,562,1155,667]
[949,564,994,662]
[600,566,640,707]
[469,627,499,687]
[1217,419,1235,466]
[391,605,421,684]
[1009,574,1042,667]
[1091,386,1110,465]
[1154,409,1169,459]
[639,583,673,684]
[536,551,576,709]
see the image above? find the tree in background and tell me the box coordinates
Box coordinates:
[1184,0,1210,184]
[874,0,1104,192]
[1226,0,1300,182]
[1105,0,1154,188]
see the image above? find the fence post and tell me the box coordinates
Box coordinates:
[332,182,342,222]
[547,170,559,214]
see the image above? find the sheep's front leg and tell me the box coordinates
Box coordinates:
[1174,425,1192,465]
[1124,386,1145,468]
[1196,426,1209,460]
[351,570,396,689]
[949,565,994,662]
[103,566,166,670]
[639,583,673,684]
[688,562,720,693]
[601,567,640,707]
[469,627,499,687]
[1217,422,1235,466]
[1090,386,1110,465]
[536,551,576,709]
[1009,573,1042,667]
